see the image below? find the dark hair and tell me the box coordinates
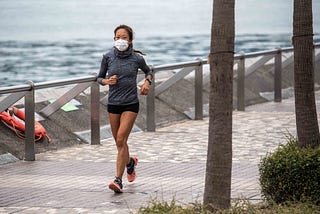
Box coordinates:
[114,24,145,55]
[114,24,134,41]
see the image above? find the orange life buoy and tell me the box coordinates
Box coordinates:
[0,107,51,142]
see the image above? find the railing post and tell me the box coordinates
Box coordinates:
[237,52,245,111]
[24,81,35,161]
[146,66,155,131]
[274,48,282,102]
[195,58,203,120]
[90,81,100,145]
[313,43,315,73]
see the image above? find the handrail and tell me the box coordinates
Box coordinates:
[233,44,319,59]
[34,75,97,90]
[0,75,97,94]
[153,60,206,72]
[0,84,32,94]
[0,42,319,161]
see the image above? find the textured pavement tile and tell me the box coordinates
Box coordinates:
[2,92,320,213]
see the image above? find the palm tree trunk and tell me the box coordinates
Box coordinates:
[293,0,320,147]
[203,0,235,210]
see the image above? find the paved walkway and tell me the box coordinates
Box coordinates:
[1,92,320,213]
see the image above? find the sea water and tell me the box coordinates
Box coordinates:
[0,0,319,86]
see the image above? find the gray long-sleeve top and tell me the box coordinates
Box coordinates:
[97,47,153,106]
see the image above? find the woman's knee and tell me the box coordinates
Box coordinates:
[115,135,127,149]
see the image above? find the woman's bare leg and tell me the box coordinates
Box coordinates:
[109,111,137,180]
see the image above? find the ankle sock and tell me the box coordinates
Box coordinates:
[114,177,123,188]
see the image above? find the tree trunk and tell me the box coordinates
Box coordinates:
[293,0,320,147]
[203,0,235,211]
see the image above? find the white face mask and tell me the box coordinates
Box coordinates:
[114,39,129,51]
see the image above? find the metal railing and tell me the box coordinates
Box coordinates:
[0,76,100,161]
[0,43,319,160]
[145,43,319,127]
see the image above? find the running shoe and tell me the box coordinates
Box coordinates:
[108,177,123,193]
[127,156,138,182]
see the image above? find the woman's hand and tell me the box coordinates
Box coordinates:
[103,75,118,85]
[140,80,150,95]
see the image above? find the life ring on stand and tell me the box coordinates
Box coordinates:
[0,107,51,142]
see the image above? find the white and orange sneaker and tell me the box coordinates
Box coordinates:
[108,177,123,193]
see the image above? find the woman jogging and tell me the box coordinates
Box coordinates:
[97,24,153,193]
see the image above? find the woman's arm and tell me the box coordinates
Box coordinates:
[97,55,108,85]
[97,55,118,85]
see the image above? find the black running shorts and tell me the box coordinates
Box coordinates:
[107,103,139,114]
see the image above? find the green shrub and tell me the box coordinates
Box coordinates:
[259,135,320,205]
